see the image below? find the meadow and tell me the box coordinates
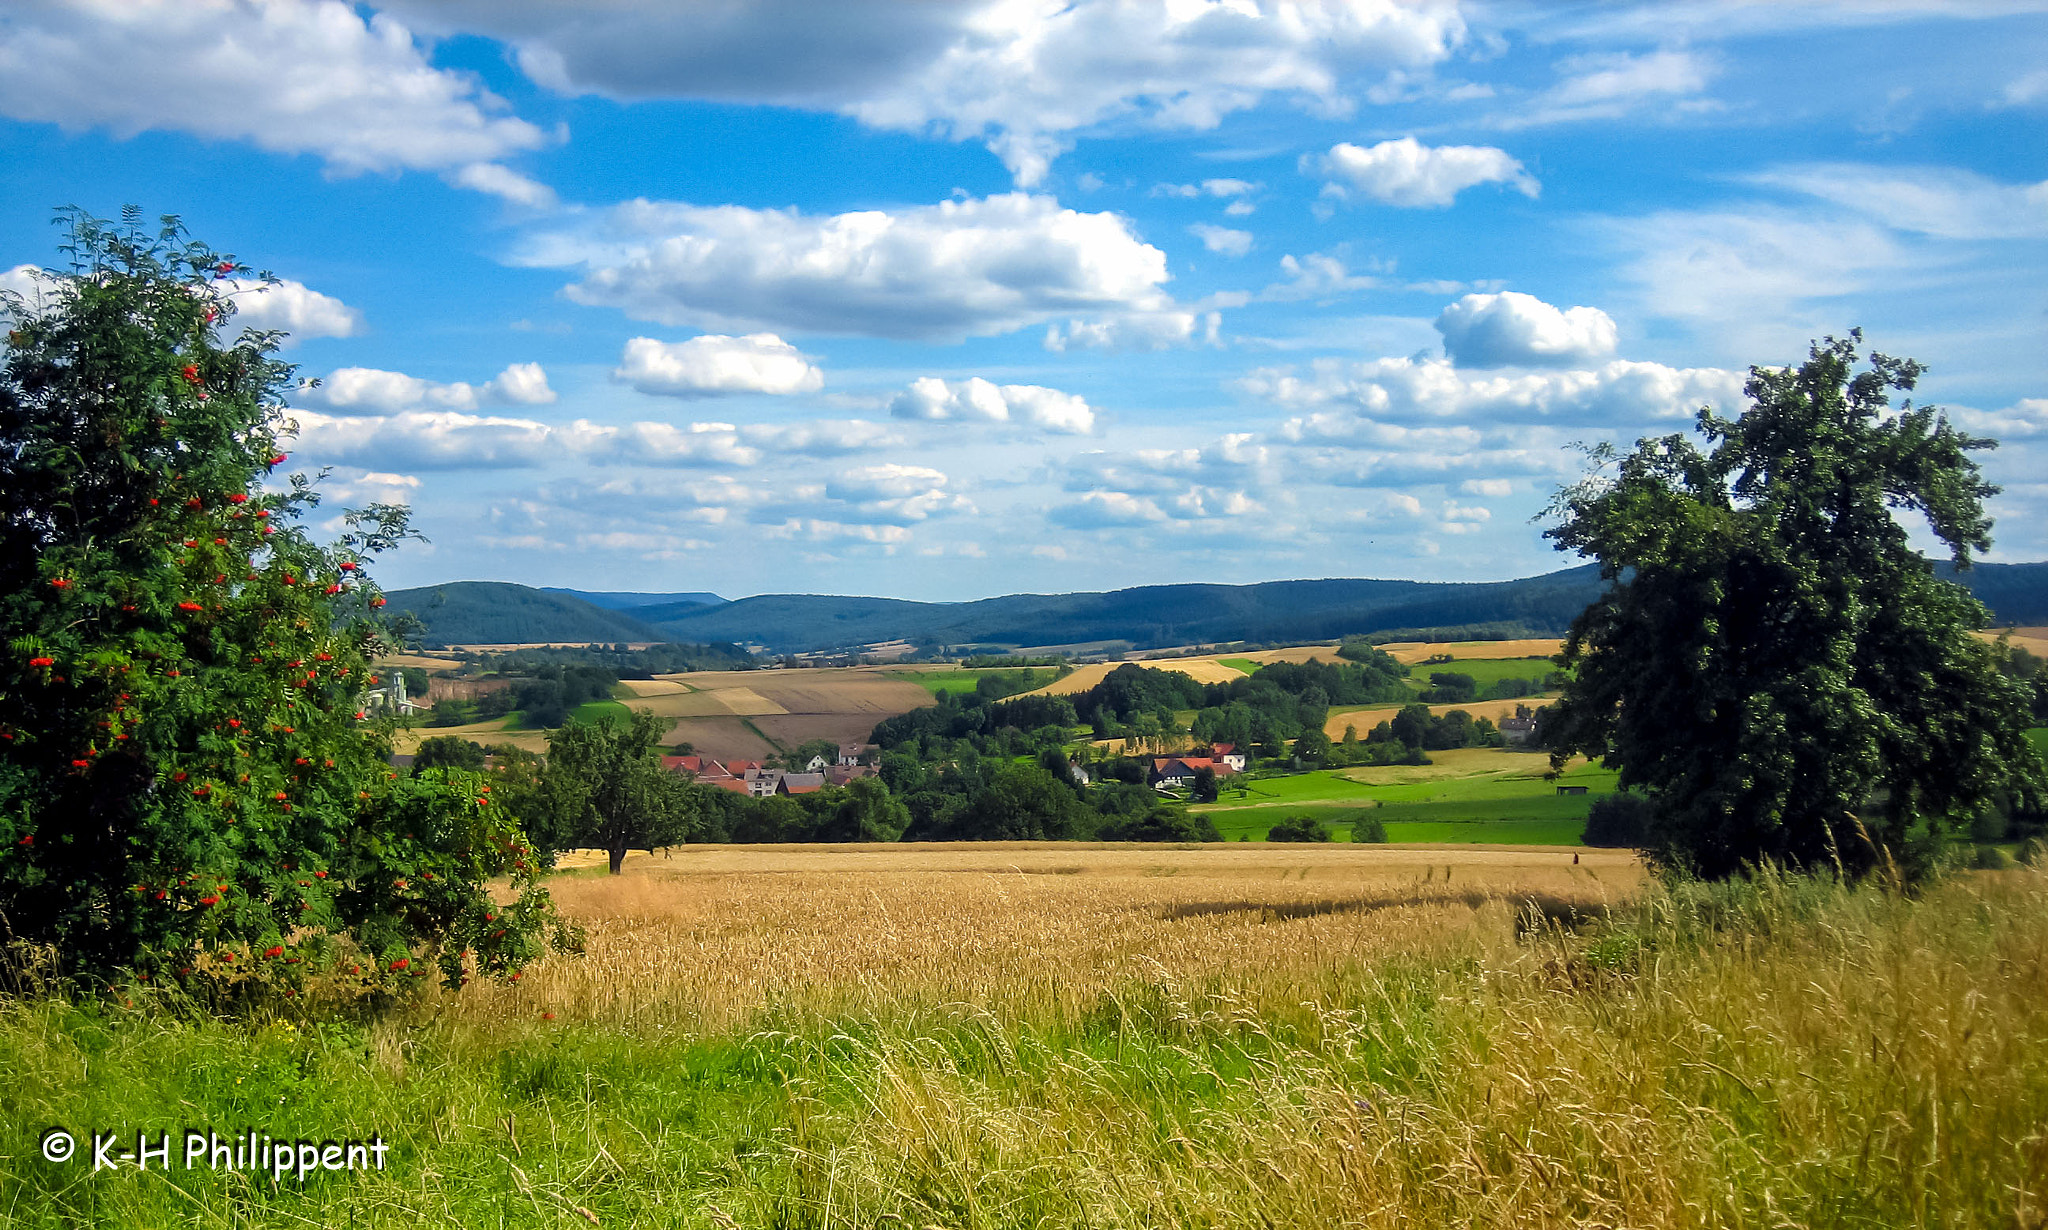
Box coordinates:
[1198,749,1617,843]
[6,846,2044,1228]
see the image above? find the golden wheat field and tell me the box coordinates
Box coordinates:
[463,844,1641,1032]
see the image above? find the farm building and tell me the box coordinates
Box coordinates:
[1150,756,1238,788]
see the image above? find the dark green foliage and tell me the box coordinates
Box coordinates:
[427,697,478,727]
[0,210,551,989]
[482,641,753,677]
[526,711,696,873]
[1349,814,1389,843]
[380,582,669,647]
[400,666,431,697]
[1097,807,1220,842]
[1190,765,1220,803]
[1421,672,1477,703]
[903,763,1084,840]
[411,736,485,775]
[1265,816,1333,842]
[1583,791,1658,848]
[1545,333,2045,880]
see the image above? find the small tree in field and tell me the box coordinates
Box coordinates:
[530,710,696,873]
[1544,332,2044,880]
[0,210,556,990]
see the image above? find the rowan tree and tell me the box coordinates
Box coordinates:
[1543,332,2044,880]
[0,209,557,990]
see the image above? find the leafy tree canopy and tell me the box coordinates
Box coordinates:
[1543,332,2044,880]
[0,210,555,989]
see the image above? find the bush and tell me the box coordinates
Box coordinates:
[1266,816,1332,842]
[1583,790,1657,848]
[1349,814,1388,843]
[1970,844,2017,870]
[0,210,554,990]
[1097,807,1221,842]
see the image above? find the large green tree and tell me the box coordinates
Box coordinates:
[1544,332,2044,879]
[528,710,696,873]
[0,210,555,989]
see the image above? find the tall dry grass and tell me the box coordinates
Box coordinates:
[6,846,2045,1228]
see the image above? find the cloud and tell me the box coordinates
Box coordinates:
[1599,209,1910,346]
[1312,137,1538,207]
[302,362,555,415]
[743,419,899,456]
[1049,490,1171,529]
[1494,49,1717,129]
[1745,164,2048,240]
[524,193,1183,342]
[890,376,1096,434]
[614,333,823,397]
[1154,178,1262,199]
[0,0,551,201]
[582,421,761,468]
[1043,309,1217,352]
[1950,398,2048,440]
[1189,223,1254,256]
[2000,68,2048,107]
[396,0,1466,186]
[0,263,55,315]
[1460,477,1513,497]
[815,463,971,524]
[1063,434,1268,496]
[288,408,560,469]
[1247,354,1745,433]
[222,278,363,342]
[1435,291,1619,368]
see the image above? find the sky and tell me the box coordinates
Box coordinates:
[1,0,2044,603]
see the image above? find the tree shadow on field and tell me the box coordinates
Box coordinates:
[1160,889,1604,934]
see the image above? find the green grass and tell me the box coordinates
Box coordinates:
[565,699,632,726]
[1216,657,1260,675]
[9,872,2043,1226]
[1202,759,1615,844]
[1406,656,1558,690]
[2029,726,2048,755]
[883,667,1049,695]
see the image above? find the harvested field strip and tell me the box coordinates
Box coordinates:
[1019,657,1248,697]
[1380,637,1565,664]
[616,678,692,697]
[1325,696,1540,736]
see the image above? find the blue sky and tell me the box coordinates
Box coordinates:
[2,0,2044,601]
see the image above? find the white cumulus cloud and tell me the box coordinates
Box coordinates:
[1246,354,1744,434]
[890,376,1096,434]
[615,334,823,397]
[1313,136,1538,207]
[0,0,553,202]
[397,0,1466,186]
[524,193,1183,342]
[223,278,363,343]
[1435,291,1619,368]
[302,362,555,415]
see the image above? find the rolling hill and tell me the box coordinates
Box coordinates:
[382,582,669,645]
[540,588,725,611]
[386,561,2048,653]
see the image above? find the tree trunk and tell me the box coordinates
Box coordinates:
[608,843,627,875]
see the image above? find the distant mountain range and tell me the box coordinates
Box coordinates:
[538,588,725,611]
[384,559,2048,654]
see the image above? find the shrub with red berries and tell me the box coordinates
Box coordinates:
[0,209,560,993]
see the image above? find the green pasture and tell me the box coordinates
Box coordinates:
[885,667,1049,695]
[2029,727,2048,755]
[1201,759,1616,844]
[566,699,633,726]
[1216,657,1260,675]
[1406,656,1560,689]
